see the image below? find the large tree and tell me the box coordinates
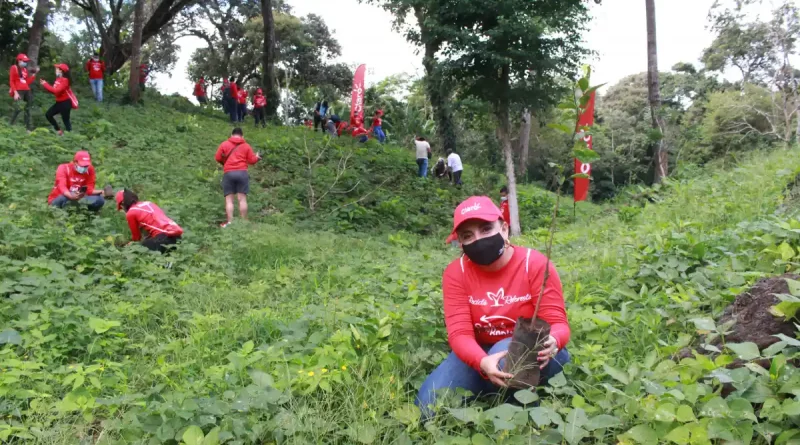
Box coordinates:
[27,0,51,68]
[261,0,278,117]
[438,0,590,235]
[646,0,668,182]
[127,0,144,102]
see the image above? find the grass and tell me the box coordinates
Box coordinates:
[0,88,799,444]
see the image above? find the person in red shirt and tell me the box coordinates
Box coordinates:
[115,189,183,253]
[214,127,261,227]
[138,63,149,91]
[371,109,386,143]
[252,88,267,127]
[221,78,231,114]
[415,196,570,419]
[499,186,510,227]
[9,53,38,131]
[194,77,207,104]
[236,88,248,123]
[228,79,239,123]
[351,117,369,143]
[40,63,75,135]
[85,51,105,102]
[47,151,106,211]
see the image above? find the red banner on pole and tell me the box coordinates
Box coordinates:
[573,91,596,203]
[350,64,366,125]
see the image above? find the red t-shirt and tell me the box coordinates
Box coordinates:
[125,201,183,241]
[372,116,382,127]
[237,89,247,104]
[42,77,70,102]
[9,65,36,93]
[47,163,96,203]
[500,200,510,225]
[253,94,267,108]
[442,246,570,371]
[214,136,259,172]
[194,82,206,97]
[86,59,105,80]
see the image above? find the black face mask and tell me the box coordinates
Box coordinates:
[462,232,506,266]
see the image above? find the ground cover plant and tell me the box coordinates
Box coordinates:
[0,94,798,444]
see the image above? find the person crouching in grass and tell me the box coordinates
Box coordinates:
[115,189,183,253]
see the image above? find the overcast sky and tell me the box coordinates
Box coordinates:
[153,0,726,99]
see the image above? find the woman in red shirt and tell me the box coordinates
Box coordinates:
[9,53,38,131]
[252,88,267,127]
[40,63,74,135]
[415,196,570,419]
[115,189,183,253]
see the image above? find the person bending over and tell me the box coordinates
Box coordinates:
[47,151,105,211]
[115,189,183,253]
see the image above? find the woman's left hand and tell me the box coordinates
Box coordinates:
[537,335,558,369]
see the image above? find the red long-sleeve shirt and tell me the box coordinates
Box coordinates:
[237,89,247,105]
[442,246,570,372]
[194,81,206,97]
[253,94,266,108]
[500,200,510,225]
[47,163,96,204]
[125,201,183,241]
[214,136,259,172]
[9,65,36,93]
[42,78,70,102]
[229,83,239,100]
[85,60,105,80]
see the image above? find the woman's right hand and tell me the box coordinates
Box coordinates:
[480,351,514,387]
[13,91,19,101]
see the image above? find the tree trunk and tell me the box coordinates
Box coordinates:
[27,0,50,69]
[415,6,457,154]
[517,109,532,178]
[128,0,145,103]
[646,0,668,182]
[497,65,521,236]
[261,0,279,118]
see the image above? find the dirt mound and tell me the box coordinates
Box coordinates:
[677,274,799,362]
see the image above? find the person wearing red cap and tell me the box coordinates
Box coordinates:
[9,53,38,131]
[252,88,267,127]
[116,189,183,252]
[215,127,262,227]
[415,196,570,419]
[194,77,208,104]
[236,87,248,123]
[371,109,386,143]
[85,50,105,102]
[40,64,75,135]
[228,79,239,123]
[47,151,105,211]
[499,186,510,225]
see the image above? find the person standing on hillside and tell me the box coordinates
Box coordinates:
[115,189,183,253]
[415,196,570,420]
[236,87,248,123]
[252,88,267,127]
[8,53,38,132]
[85,51,105,102]
[40,63,77,136]
[414,136,431,178]
[47,151,105,211]
[194,77,207,104]
[499,186,510,227]
[215,127,262,227]
[228,79,239,123]
[371,109,386,143]
[138,63,150,91]
[447,150,463,185]
[313,102,322,131]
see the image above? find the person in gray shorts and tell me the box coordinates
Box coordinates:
[214,127,261,227]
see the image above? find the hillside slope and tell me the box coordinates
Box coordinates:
[0,93,799,444]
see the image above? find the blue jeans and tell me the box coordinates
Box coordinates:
[90,79,103,102]
[373,126,386,143]
[415,337,570,420]
[50,194,105,212]
[239,104,247,122]
[417,158,428,177]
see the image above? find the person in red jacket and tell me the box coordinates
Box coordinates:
[499,186,510,227]
[252,88,267,127]
[194,77,207,104]
[138,63,149,91]
[371,109,386,143]
[214,128,261,227]
[115,189,183,253]
[85,51,105,102]
[415,196,570,420]
[40,63,75,135]
[47,151,106,211]
[228,79,239,123]
[236,87,248,123]
[9,53,38,131]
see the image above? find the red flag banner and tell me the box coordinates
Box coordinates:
[573,91,596,203]
[350,64,366,125]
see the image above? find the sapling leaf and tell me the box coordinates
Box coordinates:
[726,342,761,361]
[0,328,22,345]
[547,123,573,134]
[182,425,204,445]
[573,147,599,164]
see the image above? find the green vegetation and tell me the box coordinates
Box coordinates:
[0,87,798,443]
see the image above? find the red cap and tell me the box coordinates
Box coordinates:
[115,190,124,211]
[256,88,263,94]
[54,63,69,72]
[445,196,503,243]
[16,54,29,62]
[73,151,92,167]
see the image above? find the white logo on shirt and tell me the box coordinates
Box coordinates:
[470,288,531,307]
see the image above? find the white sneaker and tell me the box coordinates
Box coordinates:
[220,221,231,228]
